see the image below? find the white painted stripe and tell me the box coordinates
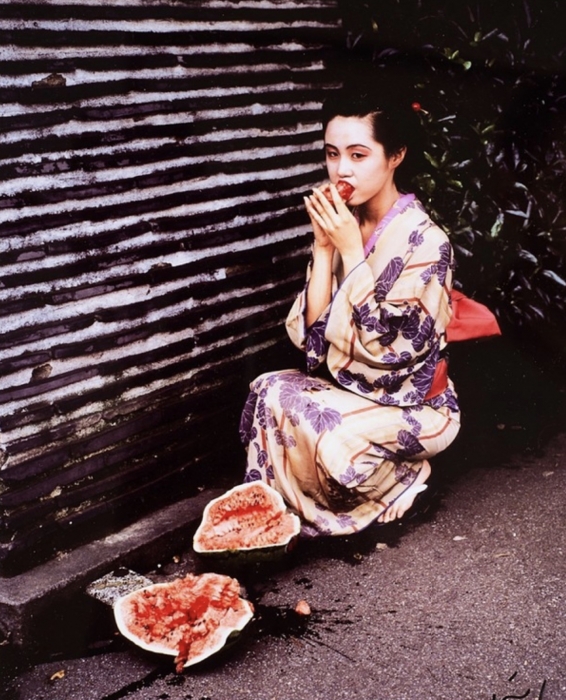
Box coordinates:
[0,41,320,61]
[0,223,312,323]
[1,141,321,196]
[0,60,326,88]
[0,100,320,145]
[8,82,324,112]
[0,19,336,33]
[0,303,288,417]
[0,161,323,224]
[0,190,317,250]
[0,271,305,391]
[0,0,336,8]
[0,122,320,166]
[0,332,285,455]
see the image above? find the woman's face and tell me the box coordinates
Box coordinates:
[324,115,403,208]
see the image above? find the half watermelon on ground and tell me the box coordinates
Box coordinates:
[114,573,254,671]
[193,481,301,562]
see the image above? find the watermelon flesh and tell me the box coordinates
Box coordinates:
[193,481,301,556]
[322,180,354,203]
[114,573,253,671]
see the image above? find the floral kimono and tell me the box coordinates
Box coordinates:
[240,194,461,536]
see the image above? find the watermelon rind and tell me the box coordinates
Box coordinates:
[113,575,254,668]
[193,481,301,561]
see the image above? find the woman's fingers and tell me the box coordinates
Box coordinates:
[304,196,327,228]
[315,184,349,216]
[303,197,333,247]
[308,187,343,227]
[305,187,361,257]
[327,183,349,212]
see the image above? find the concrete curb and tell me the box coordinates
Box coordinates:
[0,489,222,653]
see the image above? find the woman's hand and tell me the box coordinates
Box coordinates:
[305,184,364,273]
[303,194,334,252]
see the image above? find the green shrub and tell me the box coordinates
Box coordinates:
[335,0,566,347]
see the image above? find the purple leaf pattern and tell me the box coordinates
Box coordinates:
[421,241,454,286]
[313,515,332,535]
[339,464,370,487]
[275,428,296,448]
[352,303,380,333]
[408,229,424,248]
[412,347,440,397]
[402,409,422,436]
[373,372,405,395]
[402,390,421,404]
[304,402,342,434]
[397,429,425,458]
[337,369,374,394]
[239,391,258,444]
[382,350,413,367]
[305,317,329,371]
[424,386,459,413]
[301,524,321,538]
[336,513,357,529]
[394,463,417,485]
[379,394,400,406]
[370,442,400,464]
[244,469,262,483]
[257,400,277,430]
[255,443,268,467]
[374,257,404,301]
[376,309,406,346]
[437,242,454,287]
[399,308,422,342]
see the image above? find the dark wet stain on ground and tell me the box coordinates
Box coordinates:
[252,603,311,639]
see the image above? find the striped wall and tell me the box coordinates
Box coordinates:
[0,0,340,574]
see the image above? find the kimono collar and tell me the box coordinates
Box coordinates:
[357,192,417,258]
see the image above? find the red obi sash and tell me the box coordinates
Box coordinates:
[424,291,501,400]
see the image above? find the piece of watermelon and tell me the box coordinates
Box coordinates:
[322,180,354,203]
[114,573,254,671]
[193,481,301,562]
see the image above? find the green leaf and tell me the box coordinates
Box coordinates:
[526,304,546,320]
[450,159,472,171]
[489,212,505,238]
[541,270,566,288]
[423,152,440,169]
[518,249,538,265]
[505,209,529,219]
[454,244,473,258]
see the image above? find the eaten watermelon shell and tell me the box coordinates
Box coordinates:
[193,481,301,561]
[113,573,254,671]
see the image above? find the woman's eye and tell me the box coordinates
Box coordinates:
[326,151,338,159]
[351,152,365,160]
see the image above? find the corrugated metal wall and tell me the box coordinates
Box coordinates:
[0,0,340,574]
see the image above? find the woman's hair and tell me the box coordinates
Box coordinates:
[321,84,427,193]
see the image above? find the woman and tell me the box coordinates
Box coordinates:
[239,89,461,537]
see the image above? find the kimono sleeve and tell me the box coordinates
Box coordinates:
[285,285,309,350]
[286,263,333,373]
[325,229,453,371]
